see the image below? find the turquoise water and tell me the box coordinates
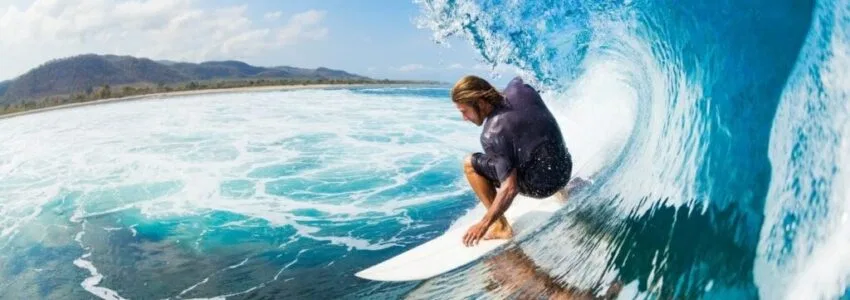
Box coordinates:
[0,88,485,299]
[413,0,849,298]
[3,0,850,298]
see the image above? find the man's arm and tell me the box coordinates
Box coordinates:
[463,168,520,246]
[481,168,519,227]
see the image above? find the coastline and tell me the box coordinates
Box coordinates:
[0,83,440,120]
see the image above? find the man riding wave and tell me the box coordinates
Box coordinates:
[451,75,576,247]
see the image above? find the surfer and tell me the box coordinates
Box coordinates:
[452,75,578,247]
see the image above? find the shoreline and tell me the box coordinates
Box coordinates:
[0,83,442,120]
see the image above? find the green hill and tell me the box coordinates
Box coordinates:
[0,80,10,98]
[1,54,370,104]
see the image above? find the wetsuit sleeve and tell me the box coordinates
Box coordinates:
[475,134,515,183]
[489,153,514,183]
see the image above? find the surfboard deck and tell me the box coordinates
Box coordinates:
[355,195,563,281]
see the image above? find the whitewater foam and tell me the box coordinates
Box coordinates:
[756,0,850,298]
[0,87,482,298]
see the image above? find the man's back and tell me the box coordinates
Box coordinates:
[480,77,567,171]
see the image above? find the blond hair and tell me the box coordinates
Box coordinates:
[451,75,503,106]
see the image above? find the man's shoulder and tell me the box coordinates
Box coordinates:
[484,109,520,135]
[481,113,514,153]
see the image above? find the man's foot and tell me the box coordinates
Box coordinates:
[483,221,514,240]
[555,188,569,203]
[556,177,593,203]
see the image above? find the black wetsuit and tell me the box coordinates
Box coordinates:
[471,77,572,198]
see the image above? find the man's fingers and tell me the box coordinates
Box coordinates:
[463,224,487,247]
[463,230,473,247]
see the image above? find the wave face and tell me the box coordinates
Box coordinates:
[413,0,849,298]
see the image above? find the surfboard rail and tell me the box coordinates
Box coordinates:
[355,195,562,281]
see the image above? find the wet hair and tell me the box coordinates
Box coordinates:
[451,75,504,107]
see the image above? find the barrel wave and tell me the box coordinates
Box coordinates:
[413,0,848,299]
[1,0,848,299]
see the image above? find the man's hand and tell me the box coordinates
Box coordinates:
[463,221,490,247]
[463,168,519,247]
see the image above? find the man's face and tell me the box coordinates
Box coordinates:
[455,102,484,126]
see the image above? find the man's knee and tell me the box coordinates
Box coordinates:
[463,154,477,175]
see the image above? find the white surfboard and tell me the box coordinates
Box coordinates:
[355,195,563,281]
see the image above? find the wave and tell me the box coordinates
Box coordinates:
[413,0,847,298]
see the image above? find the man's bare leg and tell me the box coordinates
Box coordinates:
[464,155,513,239]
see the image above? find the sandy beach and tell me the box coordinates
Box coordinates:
[0,83,434,120]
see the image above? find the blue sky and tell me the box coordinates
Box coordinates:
[0,0,516,86]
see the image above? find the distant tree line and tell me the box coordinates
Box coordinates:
[0,78,440,116]
[0,54,407,103]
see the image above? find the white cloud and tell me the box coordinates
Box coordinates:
[398,64,426,72]
[448,63,464,69]
[473,63,518,74]
[278,9,327,45]
[264,11,282,19]
[0,1,328,79]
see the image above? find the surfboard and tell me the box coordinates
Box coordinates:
[355,194,563,281]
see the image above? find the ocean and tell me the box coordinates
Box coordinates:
[1,0,849,299]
